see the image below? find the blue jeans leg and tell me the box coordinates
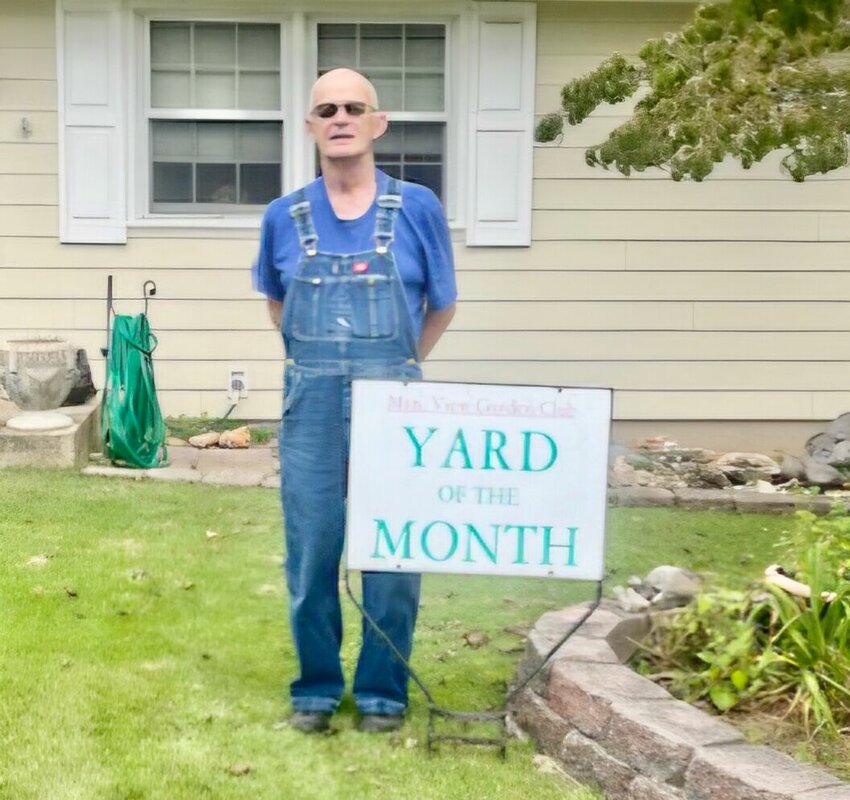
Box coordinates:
[281,374,346,713]
[353,570,421,715]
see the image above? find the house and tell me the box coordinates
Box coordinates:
[2,0,848,453]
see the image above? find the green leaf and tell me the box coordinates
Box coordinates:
[730,669,749,691]
[709,682,739,711]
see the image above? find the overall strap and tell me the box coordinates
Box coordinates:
[373,177,403,254]
[288,189,318,256]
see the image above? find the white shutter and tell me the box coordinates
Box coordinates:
[466,2,536,247]
[59,3,126,243]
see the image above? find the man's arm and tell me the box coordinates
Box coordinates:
[418,304,456,361]
[267,299,283,329]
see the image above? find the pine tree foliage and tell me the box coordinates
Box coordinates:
[536,0,850,180]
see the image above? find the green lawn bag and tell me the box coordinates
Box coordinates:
[101,313,169,469]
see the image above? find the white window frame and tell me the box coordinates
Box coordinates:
[306,13,467,226]
[124,6,466,232]
[128,11,291,227]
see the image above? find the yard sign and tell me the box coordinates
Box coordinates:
[346,381,611,581]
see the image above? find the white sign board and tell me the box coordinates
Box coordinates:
[346,381,611,580]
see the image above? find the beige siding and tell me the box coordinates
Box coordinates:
[2,0,849,435]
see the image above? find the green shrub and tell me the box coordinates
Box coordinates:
[636,508,850,735]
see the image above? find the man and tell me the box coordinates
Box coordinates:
[253,68,457,734]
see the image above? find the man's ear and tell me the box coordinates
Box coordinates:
[372,111,388,140]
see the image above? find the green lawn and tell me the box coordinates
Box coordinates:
[0,469,792,800]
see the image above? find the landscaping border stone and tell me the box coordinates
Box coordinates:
[509,601,850,800]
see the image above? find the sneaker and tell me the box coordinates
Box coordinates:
[357,713,404,733]
[289,712,332,733]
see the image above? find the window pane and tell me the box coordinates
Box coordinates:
[238,122,281,161]
[360,24,402,68]
[151,70,190,107]
[196,72,236,108]
[240,164,281,204]
[151,23,190,66]
[153,162,192,202]
[238,25,279,69]
[375,122,444,199]
[405,25,444,68]
[197,123,236,159]
[195,24,235,67]
[151,120,282,208]
[371,72,403,111]
[317,24,356,70]
[152,121,194,157]
[239,72,280,110]
[406,74,444,112]
[197,163,237,203]
[316,23,446,112]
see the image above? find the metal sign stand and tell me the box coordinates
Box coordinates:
[344,574,605,757]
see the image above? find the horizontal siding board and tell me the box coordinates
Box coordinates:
[457,271,850,302]
[421,360,850,392]
[0,5,54,49]
[0,206,58,237]
[537,3,697,24]
[613,391,814,420]
[455,240,627,269]
[0,47,55,80]
[534,178,850,212]
[626,241,850,271]
[0,143,57,174]
[0,111,57,143]
[0,79,57,111]
[0,174,57,205]
[693,302,850,331]
[0,298,271,330]
[0,268,257,299]
[427,331,850,362]
[533,209,822,241]
[812,394,850,419]
[0,236,257,269]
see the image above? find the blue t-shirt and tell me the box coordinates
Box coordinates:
[252,170,457,339]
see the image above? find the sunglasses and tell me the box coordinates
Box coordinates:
[311,101,376,119]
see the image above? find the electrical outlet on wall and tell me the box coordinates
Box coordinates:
[228,368,247,402]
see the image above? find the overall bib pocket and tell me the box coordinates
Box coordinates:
[350,274,396,339]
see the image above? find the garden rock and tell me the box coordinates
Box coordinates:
[189,432,220,448]
[828,440,850,466]
[803,458,846,488]
[805,432,837,462]
[219,427,251,449]
[826,411,850,441]
[645,566,702,599]
[612,586,652,613]
[778,454,805,481]
[713,452,780,484]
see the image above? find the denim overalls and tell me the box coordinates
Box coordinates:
[280,178,422,715]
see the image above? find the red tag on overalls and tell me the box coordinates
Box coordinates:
[353,261,369,273]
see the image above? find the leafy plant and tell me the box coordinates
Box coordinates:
[165,415,275,445]
[538,0,850,181]
[636,508,850,736]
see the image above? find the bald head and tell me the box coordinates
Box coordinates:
[309,68,379,111]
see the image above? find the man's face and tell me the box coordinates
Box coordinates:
[306,72,387,161]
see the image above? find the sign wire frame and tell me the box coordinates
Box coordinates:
[344,379,613,756]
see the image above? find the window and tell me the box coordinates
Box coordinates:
[147,22,283,212]
[317,23,447,201]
